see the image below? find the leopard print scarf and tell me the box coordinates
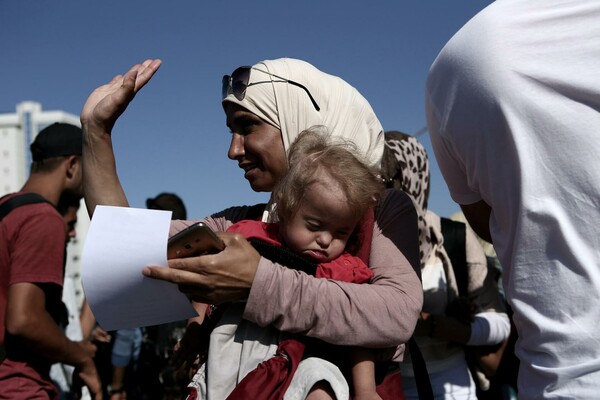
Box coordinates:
[382,131,433,269]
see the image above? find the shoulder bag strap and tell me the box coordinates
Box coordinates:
[0,193,51,221]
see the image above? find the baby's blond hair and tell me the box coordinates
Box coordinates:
[274,126,383,221]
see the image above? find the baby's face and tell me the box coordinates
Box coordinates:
[279,177,360,263]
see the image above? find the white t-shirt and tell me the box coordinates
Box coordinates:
[426,0,600,398]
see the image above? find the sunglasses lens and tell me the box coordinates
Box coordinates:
[231,67,251,100]
[222,67,251,100]
[222,75,232,99]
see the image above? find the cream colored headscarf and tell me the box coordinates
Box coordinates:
[222,58,384,170]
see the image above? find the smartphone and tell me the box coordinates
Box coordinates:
[167,222,225,259]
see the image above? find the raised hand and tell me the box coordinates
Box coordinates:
[80,59,162,215]
[81,59,162,135]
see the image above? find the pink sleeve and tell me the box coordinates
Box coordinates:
[243,190,423,348]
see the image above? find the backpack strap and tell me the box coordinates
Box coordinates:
[440,217,468,297]
[409,336,434,399]
[0,193,51,221]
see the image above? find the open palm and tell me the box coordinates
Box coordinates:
[81,59,162,134]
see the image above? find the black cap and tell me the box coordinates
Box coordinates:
[30,123,83,162]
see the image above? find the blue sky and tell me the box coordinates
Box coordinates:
[1,1,493,219]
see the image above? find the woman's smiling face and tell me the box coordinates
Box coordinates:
[225,103,288,192]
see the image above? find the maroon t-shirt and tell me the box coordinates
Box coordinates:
[0,193,66,399]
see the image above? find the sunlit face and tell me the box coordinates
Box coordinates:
[279,174,361,263]
[225,103,288,192]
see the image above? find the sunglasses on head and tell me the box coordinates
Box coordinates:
[222,66,320,112]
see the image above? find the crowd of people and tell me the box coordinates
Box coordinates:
[2,1,599,399]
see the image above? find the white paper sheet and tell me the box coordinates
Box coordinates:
[81,205,197,330]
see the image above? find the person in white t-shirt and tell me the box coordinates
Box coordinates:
[426,0,600,398]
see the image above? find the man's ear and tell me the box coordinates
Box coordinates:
[65,155,81,179]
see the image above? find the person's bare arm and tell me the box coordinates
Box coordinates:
[80,59,162,217]
[80,299,111,343]
[6,283,102,399]
[351,348,382,400]
[79,299,95,340]
[475,335,510,378]
[460,200,492,243]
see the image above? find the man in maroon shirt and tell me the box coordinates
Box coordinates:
[0,123,101,399]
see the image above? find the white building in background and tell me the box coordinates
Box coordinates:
[0,101,89,312]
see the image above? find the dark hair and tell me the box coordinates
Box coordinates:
[146,192,187,220]
[30,155,71,174]
[56,191,81,216]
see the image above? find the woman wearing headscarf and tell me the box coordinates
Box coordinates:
[81,58,423,398]
[382,131,510,400]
